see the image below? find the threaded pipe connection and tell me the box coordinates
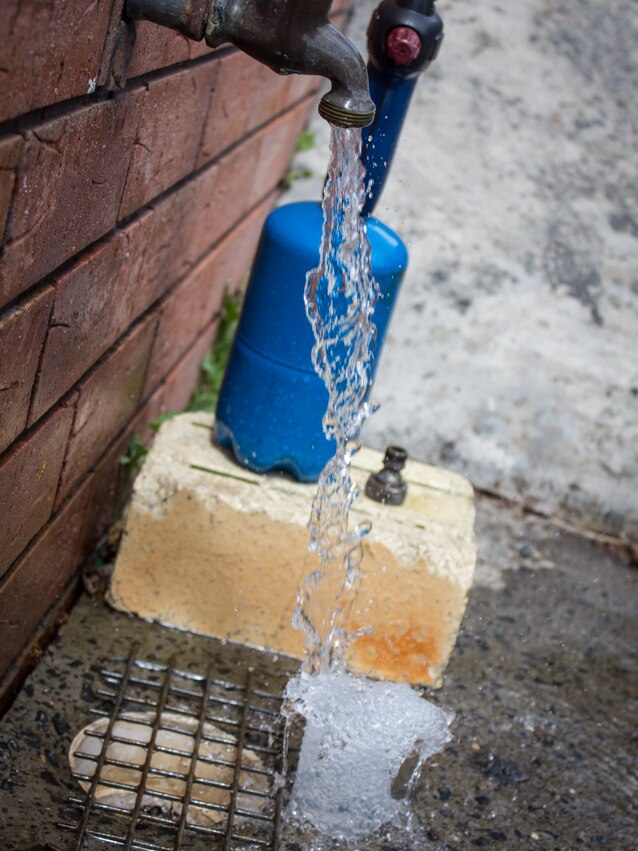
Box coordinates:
[319,96,375,128]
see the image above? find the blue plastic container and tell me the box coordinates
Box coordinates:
[215,201,408,480]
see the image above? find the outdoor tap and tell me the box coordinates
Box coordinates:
[362,0,444,213]
[125,0,376,128]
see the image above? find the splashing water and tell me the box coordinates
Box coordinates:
[285,674,452,842]
[292,127,379,675]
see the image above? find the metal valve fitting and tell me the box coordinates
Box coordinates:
[126,0,375,128]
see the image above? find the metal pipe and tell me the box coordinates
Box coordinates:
[362,0,444,213]
[126,0,375,128]
[127,0,212,40]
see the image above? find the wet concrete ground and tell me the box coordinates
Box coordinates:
[0,496,636,850]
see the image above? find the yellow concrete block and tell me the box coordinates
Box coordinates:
[108,413,476,686]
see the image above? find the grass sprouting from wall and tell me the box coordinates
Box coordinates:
[118,290,241,471]
[187,291,240,413]
[283,129,316,188]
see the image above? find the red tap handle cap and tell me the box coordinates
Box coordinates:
[386,26,422,66]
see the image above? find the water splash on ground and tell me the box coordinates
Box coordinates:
[285,674,452,842]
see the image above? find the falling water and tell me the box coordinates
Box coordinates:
[292,126,379,675]
[284,127,452,843]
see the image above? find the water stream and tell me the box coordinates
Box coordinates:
[292,126,378,675]
[284,127,451,843]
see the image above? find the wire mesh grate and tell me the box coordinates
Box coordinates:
[55,644,287,851]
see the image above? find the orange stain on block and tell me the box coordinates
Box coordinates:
[349,624,442,685]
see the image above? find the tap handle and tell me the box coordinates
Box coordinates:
[362,0,444,215]
[367,0,444,79]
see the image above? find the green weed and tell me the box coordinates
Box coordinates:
[118,433,148,471]
[187,290,241,413]
[118,283,241,470]
[295,129,316,152]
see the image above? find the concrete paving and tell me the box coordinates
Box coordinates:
[0,497,636,849]
[286,0,638,543]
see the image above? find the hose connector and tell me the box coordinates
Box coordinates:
[365,446,409,505]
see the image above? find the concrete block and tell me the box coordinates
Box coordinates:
[109,413,476,686]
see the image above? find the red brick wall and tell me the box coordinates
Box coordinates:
[0,0,351,704]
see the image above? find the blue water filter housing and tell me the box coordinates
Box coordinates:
[215,205,408,480]
[215,0,444,481]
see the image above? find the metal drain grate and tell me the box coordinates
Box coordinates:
[55,645,287,850]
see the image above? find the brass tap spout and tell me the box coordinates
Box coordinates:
[126,0,375,128]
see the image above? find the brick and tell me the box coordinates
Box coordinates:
[127,24,191,78]
[127,21,212,80]
[154,103,306,275]
[30,158,232,424]
[0,423,127,680]
[29,215,151,423]
[143,193,272,396]
[198,52,255,167]
[25,101,308,414]
[210,190,274,295]
[142,102,305,287]
[157,322,219,413]
[137,142,263,294]
[102,18,136,92]
[128,383,169,448]
[198,50,291,167]
[19,99,312,426]
[198,52,312,171]
[198,53,317,171]
[130,182,198,299]
[97,1,127,88]
[0,322,236,680]
[115,357,188,451]
[245,63,294,133]
[124,323,218,446]
[119,63,218,219]
[249,99,313,207]
[0,564,80,714]
[0,97,139,309]
[0,287,54,453]
[0,0,115,122]
[0,404,74,578]
[187,143,256,264]
[124,150,241,304]
[0,135,23,242]
[109,416,476,687]
[143,254,225,397]
[57,315,157,501]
